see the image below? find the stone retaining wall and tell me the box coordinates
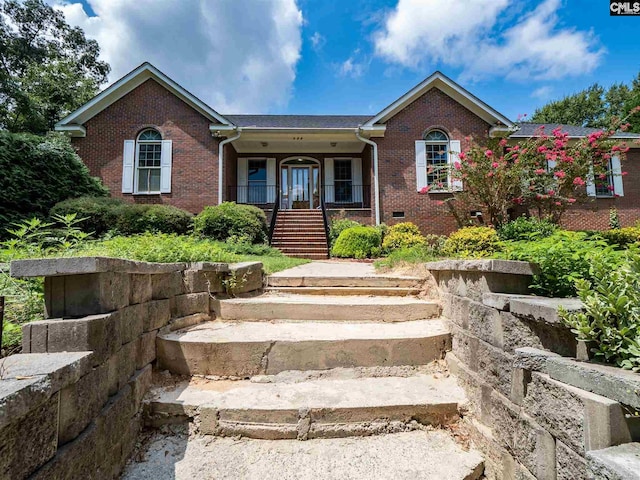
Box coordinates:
[2,257,263,479]
[427,260,640,480]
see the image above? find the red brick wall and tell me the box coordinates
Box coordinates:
[375,87,492,236]
[72,79,221,214]
[562,149,640,229]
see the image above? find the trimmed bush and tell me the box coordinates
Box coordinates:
[442,226,501,258]
[497,216,558,241]
[194,202,268,244]
[115,204,193,235]
[597,227,640,248]
[0,132,107,233]
[329,217,361,246]
[331,226,382,259]
[50,196,126,237]
[382,222,427,251]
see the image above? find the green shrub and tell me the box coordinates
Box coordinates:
[497,216,558,241]
[50,196,126,237]
[0,132,107,233]
[194,202,267,244]
[597,227,640,248]
[560,249,640,371]
[387,222,422,235]
[115,204,193,235]
[329,218,362,246]
[331,226,382,259]
[501,231,622,297]
[442,226,501,258]
[382,222,426,251]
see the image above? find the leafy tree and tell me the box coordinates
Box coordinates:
[0,131,107,232]
[530,74,640,132]
[529,84,606,128]
[0,0,110,134]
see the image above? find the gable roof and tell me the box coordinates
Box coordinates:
[509,123,640,139]
[55,62,233,135]
[225,114,372,129]
[363,71,513,128]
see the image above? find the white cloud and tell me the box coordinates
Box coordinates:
[531,85,554,100]
[337,49,368,78]
[373,0,603,81]
[310,31,325,51]
[52,0,304,113]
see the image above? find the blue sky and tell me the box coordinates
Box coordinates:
[60,0,640,121]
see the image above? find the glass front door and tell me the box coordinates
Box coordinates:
[281,159,320,209]
[290,166,310,209]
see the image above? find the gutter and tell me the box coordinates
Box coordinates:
[355,128,381,225]
[217,128,242,205]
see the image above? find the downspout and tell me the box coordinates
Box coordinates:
[355,128,380,225]
[217,128,242,205]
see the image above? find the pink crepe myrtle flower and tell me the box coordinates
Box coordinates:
[537,146,547,153]
[454,162,462,170]
[436,200,445,206]
[567,198,576,203]
[419,186,430,194]
[499,138,508,147]
[535,169,546,175]
[485,149,493,157]
[491,162,499,168]
[458,152,467,160]
[554,171,566,179]
[573,177,586,186]
[555,202,562,206]
[548,190,556,196]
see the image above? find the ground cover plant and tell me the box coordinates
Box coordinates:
[0,207,307,354]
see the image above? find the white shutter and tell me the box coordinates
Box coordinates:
[449,140,463,191]
[237,158,248,203]
[324,158,334,202]
[122,140,135,193]
[611,155,624,197]
[351,158,363,203]
[266,158,276,203]
[415,141,427,191]
[160,140,172,193]
[547,160,557,171]
[586,164,596,197]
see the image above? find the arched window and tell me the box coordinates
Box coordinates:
[136,129,162,193]
[423,130,449,188]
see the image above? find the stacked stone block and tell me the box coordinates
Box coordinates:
[428,260,639,480]
[1,256,263,479]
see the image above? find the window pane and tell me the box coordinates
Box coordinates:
[149,169,161,192]
[426,143,449,188]
[248,160,267,182]
[139,129,162,141]
[138,168,149,192]
[334,159,352,181]
[335,180,352,203]
[424,130,448,142]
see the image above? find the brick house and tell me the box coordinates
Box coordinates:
[56,62,640,245]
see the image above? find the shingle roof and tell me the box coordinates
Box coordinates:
[509,123,640,139]
[223,114,372,129]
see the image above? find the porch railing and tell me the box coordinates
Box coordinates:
[229,184,371,209]
[268,189,281,246]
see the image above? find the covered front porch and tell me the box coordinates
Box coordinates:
[218,118,376,221]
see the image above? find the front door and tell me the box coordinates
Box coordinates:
[290,166,310,209]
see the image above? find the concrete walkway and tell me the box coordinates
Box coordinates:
[270,260,386,278]
[123,428,484,480]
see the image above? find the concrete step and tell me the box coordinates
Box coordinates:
[217,294,440,321]
[156,319,451,376]
[122,429,485,480]
[264,286,422,296]
[145,371,466,440]
[267,275,425,288]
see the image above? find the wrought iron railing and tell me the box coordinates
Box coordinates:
[268,189,281,246]
[229,184,371,209]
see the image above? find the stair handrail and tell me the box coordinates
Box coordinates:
[268,188,281,246]
[320,186,331,253]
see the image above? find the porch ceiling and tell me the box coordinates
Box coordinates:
[230,130,367,154]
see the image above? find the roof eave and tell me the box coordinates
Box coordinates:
[54,124,86,137]
[57,62,234,128]
[364,71,513,129]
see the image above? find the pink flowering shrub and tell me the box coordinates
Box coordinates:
[430,122,630,227]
